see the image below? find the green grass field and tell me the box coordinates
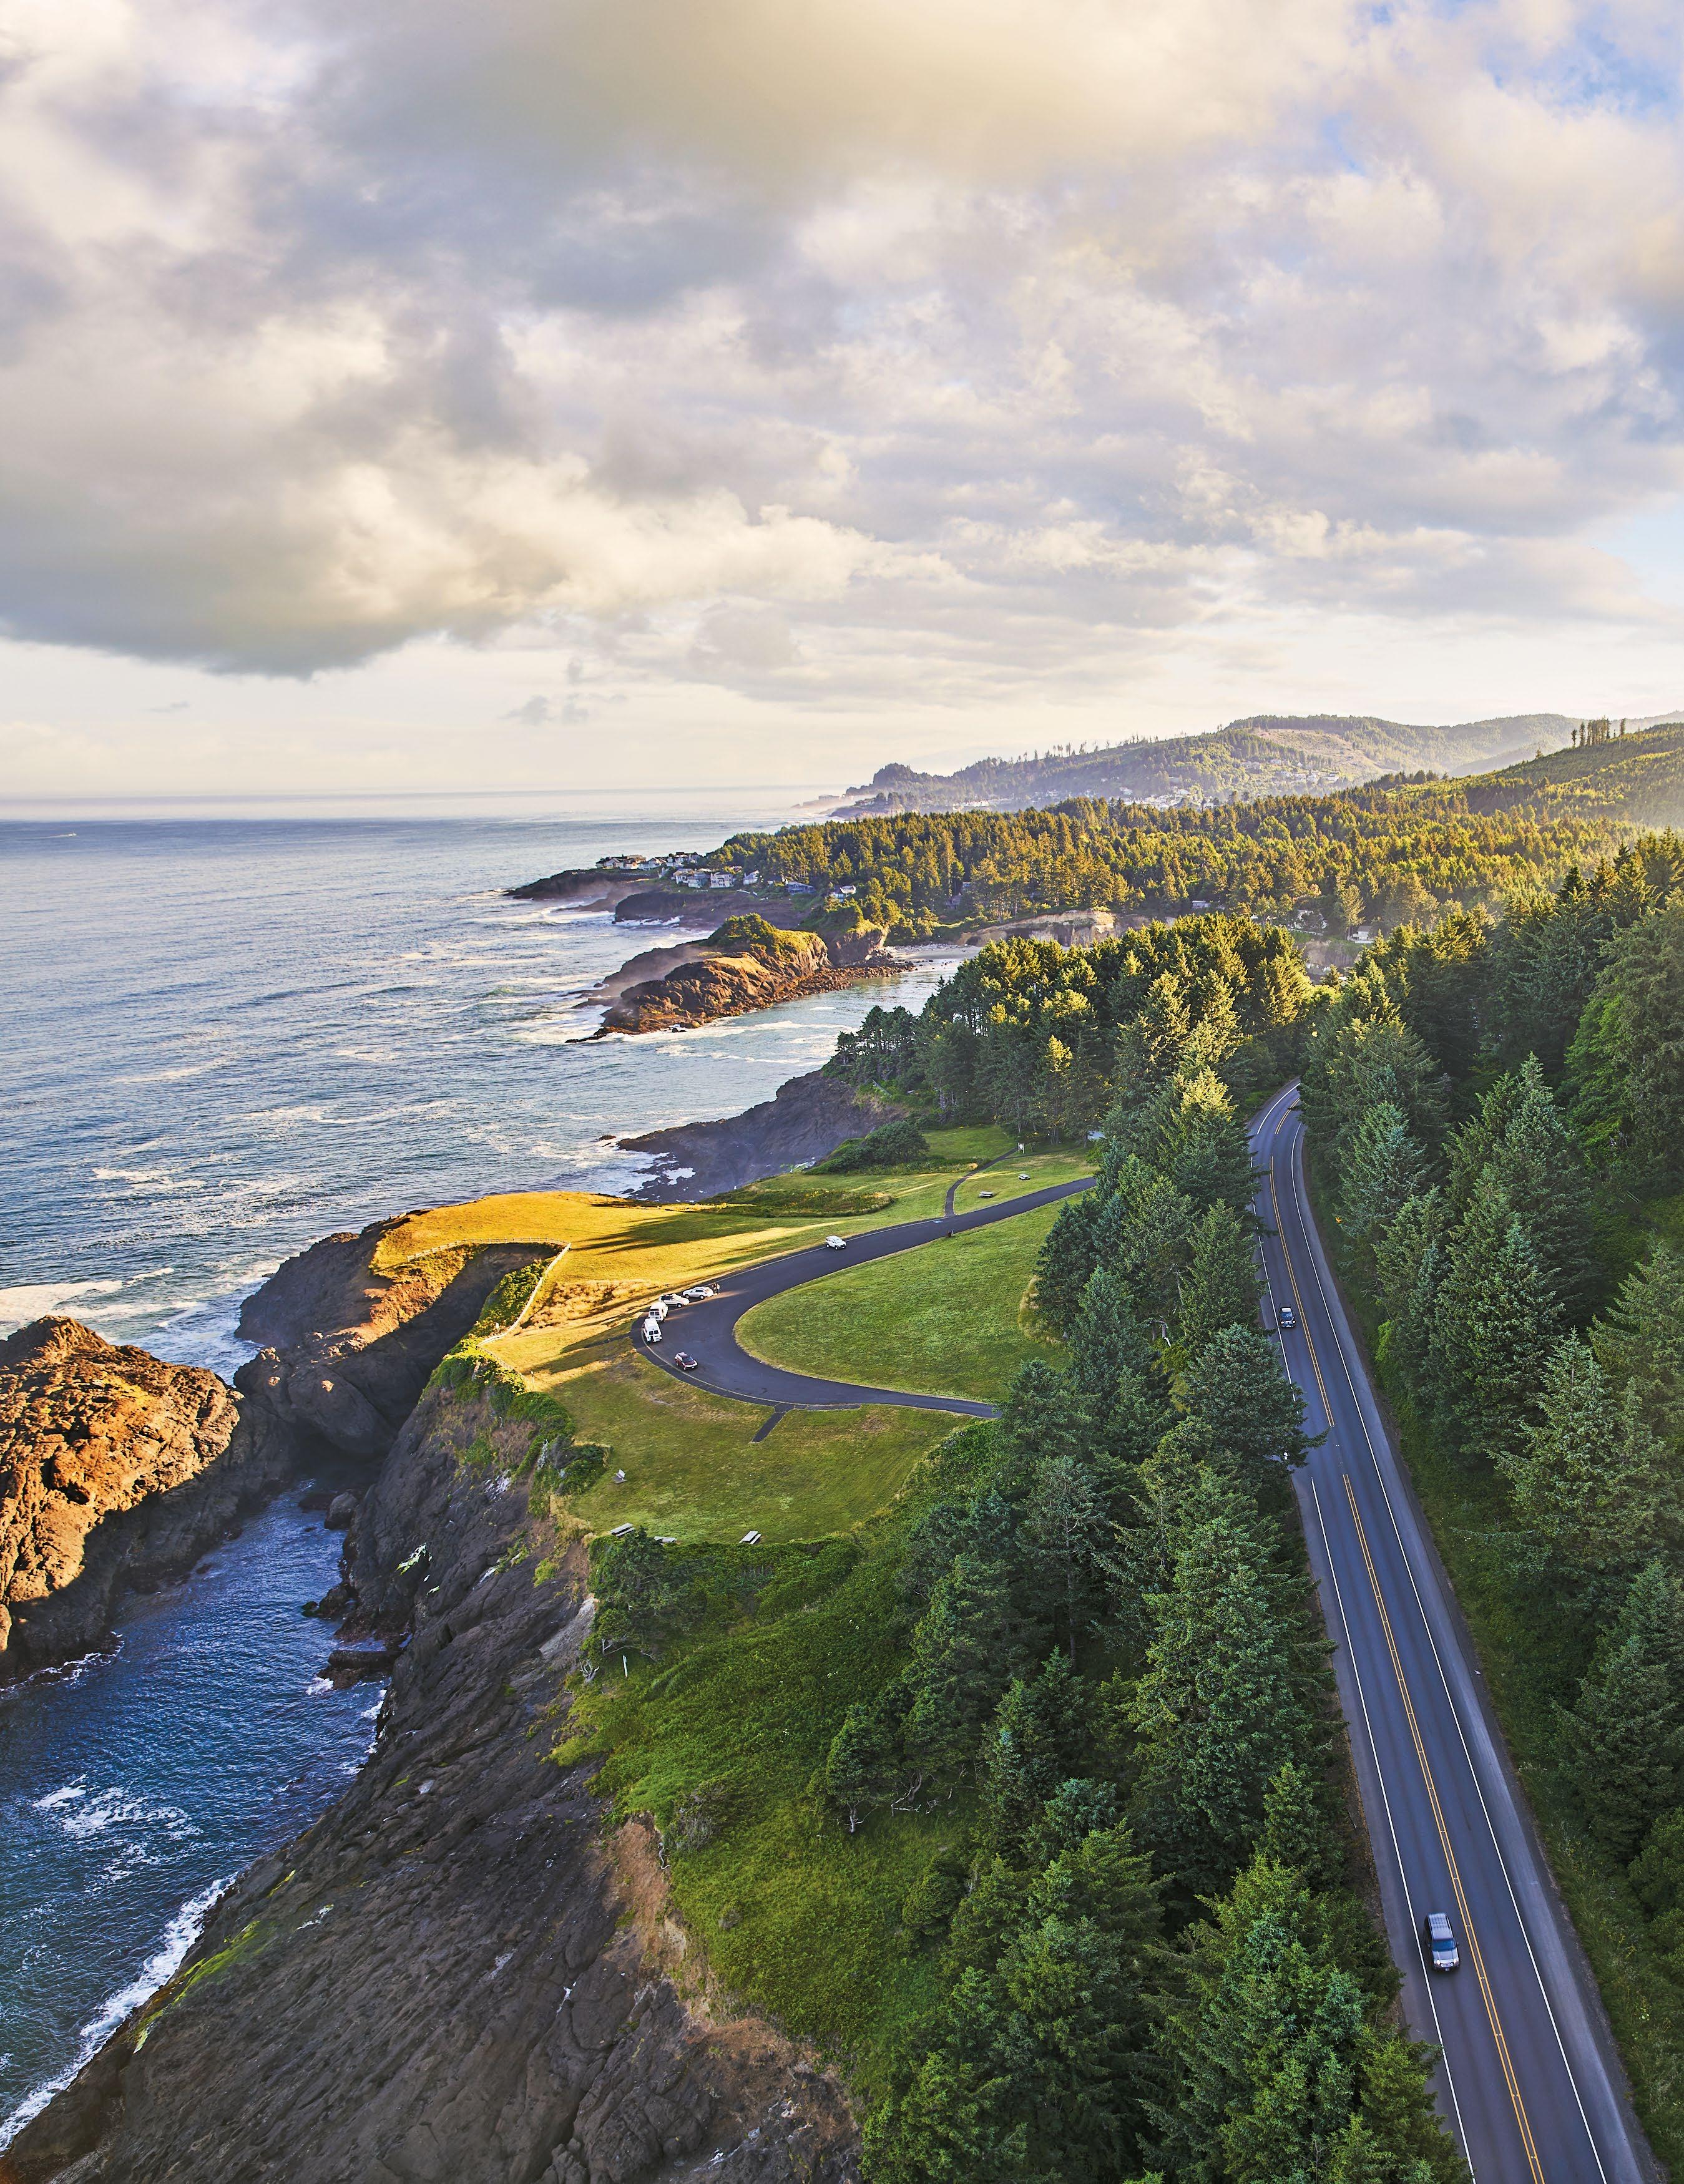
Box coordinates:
[549,1357,951,1541]
[735,1176,1079,1403]
[471,1125,1067,1538]
[562,1426,998,2084]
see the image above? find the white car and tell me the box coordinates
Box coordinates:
[657,1292,686,1308]
[682,1285,716,1301]
[825,1235,847,1250]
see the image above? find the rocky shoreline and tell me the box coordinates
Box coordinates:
[583,917,904,1039]
[1,1038,923,2178]
[4,1358,859,2184]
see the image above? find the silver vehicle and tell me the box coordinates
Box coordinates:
[657,1292,686,1309]
[825,1235,847,1250]
[682,1285,716,1301]
[1423,1911,1459,1972]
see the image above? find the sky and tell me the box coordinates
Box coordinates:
[6,0,1684,799]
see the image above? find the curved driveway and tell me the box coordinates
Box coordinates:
[642,1172,1093,1416]
[1255,1082,1652,2184]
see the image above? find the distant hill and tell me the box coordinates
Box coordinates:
[1454,718,1684,829]
[834,713,1584,815]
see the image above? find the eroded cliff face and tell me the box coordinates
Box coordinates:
[597,922,898,1037]
[236,1222,550,1460]
[619,1070,909,1199]
[4,1378,859,2184]
[0,1319,296,1679]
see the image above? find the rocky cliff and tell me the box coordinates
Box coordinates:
[0,1318,297,1680]
[4,1373,860,2184]
[596,917,900,1036]
[619,1069,910,1199]
[236,1221,550,1460]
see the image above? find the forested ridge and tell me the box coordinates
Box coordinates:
[1295,829,1684,2157]
[715,723,1684,937]
[578,912,1466,2182]
[832,712,1574,816]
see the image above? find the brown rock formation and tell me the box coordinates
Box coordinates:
[4,1375,859,2184]
[596,917,902,1037]
[235,1221,550,1461]
[0,1318,298,1679]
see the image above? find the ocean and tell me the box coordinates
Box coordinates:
[0,791,957,2139]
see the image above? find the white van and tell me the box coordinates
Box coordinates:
[642,1319,662,1343]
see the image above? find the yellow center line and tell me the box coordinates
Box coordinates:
[1261,1126,1547,2183]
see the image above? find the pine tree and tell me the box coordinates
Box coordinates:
[1032,1188,1105,1333]
[980,1653,1089,1856]
[1497,1335,1681,1581]
[1593,1244,1684,1447]
[1557,1562,1684,1855]
[904,1541,1042,1777]
[1069,1266,1160,1413]
[1429,1181,1562,1468]
[866,1821,1166,2184]
[1372,1189,1445,1382]
[1104,1156,1200,1337]
[1338,1103,1429,1254]
[1175,1202,1262,1365]
[1155,1858,1368,2183]
[1024,1450,1109,1660]
[1258,1758,1333,1886]
[1128,1506,1315,1895]
[825,1697,903,1831]
[1480,1056,1603,1323]
[1175,1323,1316,1487]
[1147,1067,1258,1215]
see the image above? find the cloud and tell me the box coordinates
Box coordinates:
[2,0,1684,711]
[504,691,591,724]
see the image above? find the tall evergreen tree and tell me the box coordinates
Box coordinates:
[1128,1504,1316,1895]
[1033,1188,1105,1332]
[905,1537,1042,1776]
[1070,1266,1161,1413]
[864,1821,1166,2184]
[1155,1858,1369,2184]
[981,1652,1090,1855]
[1338,1103,1429,1254]
[1557,1562,1684,1855]
[1428,1181,1562,1468]
[1479,1056,1603,1323]
[1372,1189,1446,1382]
[1024,1450,1110,1660]
[1497,1335,1681,1582]
[1176,1202,1263,1364]
[1593,1243,1684,1448]
[1138,1066,1258,1215]
[1175,1324,1317,1488]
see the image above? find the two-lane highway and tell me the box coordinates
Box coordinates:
[1253,1084,1653,2184]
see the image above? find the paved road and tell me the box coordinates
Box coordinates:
[1253,1083,1653,2184]
[642,1172,1094,1416]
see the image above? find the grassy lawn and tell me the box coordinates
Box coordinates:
[537,1354,950,1541]
[377,1123,1026,1276]
[946,1144,1094,1216]
[736,1192,1070,1403]
[1303,1152,1684,2172]
[455,1128,1087,1538]
[561,1425,997,2087]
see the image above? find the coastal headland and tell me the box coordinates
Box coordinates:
[2,1109,1058,2182]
